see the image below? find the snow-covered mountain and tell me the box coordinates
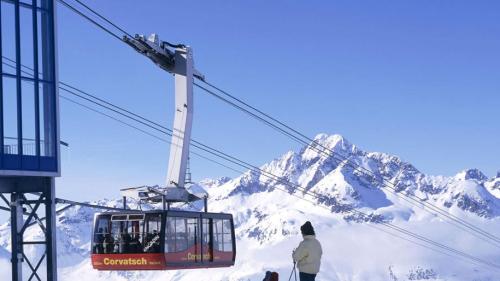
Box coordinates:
[0,134,499,281]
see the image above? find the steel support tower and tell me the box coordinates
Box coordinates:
[0,0,60,280]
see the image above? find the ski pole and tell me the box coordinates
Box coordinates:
[288,261,297,281]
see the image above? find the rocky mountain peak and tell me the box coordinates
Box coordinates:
[300,134,355,162]
[199,176,232,188]
[454,169,488,182]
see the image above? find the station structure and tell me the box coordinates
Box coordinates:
[0,0,59,280]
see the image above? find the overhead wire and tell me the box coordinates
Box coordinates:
[54,84,500,270]
[194,79,500,248]
[57,0,184,48]
[4,69,500,275]
[52,1,491,247]
[59,87,500,268]
[71,0,134,38]
[2,58,251,178]
[58,91,245,176]
[54,82,500,271]
[57,0,123,41]
[4,59,500,274]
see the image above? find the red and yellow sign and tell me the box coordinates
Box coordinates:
[92,253,166,270]
[91,247,235,270]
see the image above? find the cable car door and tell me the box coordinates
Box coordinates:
[164,212,202,269]
[201,213,235,267]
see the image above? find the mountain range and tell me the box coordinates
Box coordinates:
[0,133,499,281]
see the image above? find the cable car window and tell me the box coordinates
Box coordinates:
[107,214,150,254]
[186,218,198,254]
[222,219,233,252]
[202,218,213,262]
[202,218,211,253]
[165,217,175,253]
[129,214,145,220]
[111,215,127,221]
[109,220,122,253]
[213,219,233,252]
[202,218,211,246]
[113,220,133,254]
[165,217,186,253]
[126,219,144,253]
[165,216,196,253]
[175,218,188,251]
[213,219,223,252]
[93,216,110,254]
[144,214,161,253]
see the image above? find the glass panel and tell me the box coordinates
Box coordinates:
[37,9,52,81]
[165,216,175,253]
[1,1,16,75]
[177,217,188,252]
[19,6,34,77]
[222,220,233,252]
[111,215,127,221]
[106,216,147,254]
[36,9,44,79]
[213,219,224,252]
[186,218,198,257]
[128,214,144,220]
[165,217,200,257]
[110,220,129,254]
[3,77,18,154]
[202,218,212,261]
[144,214,161,253]
[166,216,203,254]
[126,220,144,253]
[39,81,54,156]
[22,81,36,155]
[93,216,110,254]
[202,218,211,246]
[109,220,122,253]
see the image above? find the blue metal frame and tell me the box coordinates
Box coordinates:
[0,0,4,170]
[0,0,59,175]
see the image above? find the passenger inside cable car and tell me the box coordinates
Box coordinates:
[91,211,235,270]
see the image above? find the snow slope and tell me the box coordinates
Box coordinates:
[1,134,499,281]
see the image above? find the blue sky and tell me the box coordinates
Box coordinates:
[50,0,500,201]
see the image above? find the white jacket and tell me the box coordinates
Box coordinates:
[292,235,322,274]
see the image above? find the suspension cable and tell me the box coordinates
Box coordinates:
[57,0,123,41]
[8,54,499,247]
[72,0,133,38]
[3,57,500,270]
[194,79,500,247]
[57,84,500,271]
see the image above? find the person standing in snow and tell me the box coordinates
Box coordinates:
[292,221,322,281]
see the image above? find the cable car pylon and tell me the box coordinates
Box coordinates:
[121,34,206,209]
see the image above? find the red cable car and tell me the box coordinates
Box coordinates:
[91,210,236,270]
[91,35,237,270]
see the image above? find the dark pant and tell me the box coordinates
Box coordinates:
[299,272,317,281]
